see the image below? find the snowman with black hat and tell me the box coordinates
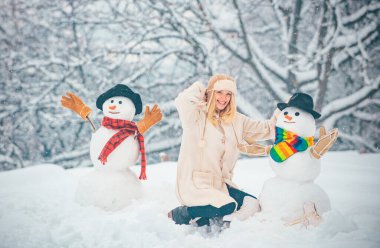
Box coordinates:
[240,93,338,226]
[61,84,162,210]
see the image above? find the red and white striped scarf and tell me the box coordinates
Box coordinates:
[98,116,147,180]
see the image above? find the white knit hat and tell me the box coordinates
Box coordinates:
[213,79,236,94]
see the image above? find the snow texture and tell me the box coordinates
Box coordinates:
[0,152,379,248]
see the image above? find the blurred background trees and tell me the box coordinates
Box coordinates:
[1,0,379,170]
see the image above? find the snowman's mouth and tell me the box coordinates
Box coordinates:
[284,121,296,123]
[109,111,120,114]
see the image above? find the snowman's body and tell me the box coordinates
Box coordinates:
[259,107,331,220]
[90,127,139,170]
[75,96,142,211]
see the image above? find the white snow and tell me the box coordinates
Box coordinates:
[0,152,379,248]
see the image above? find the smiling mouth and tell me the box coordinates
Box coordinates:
[284,121,295,123]
[109,111,120,114]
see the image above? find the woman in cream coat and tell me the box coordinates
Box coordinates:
[168,74,279,226]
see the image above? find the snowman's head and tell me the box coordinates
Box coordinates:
[276,107,316,137]
[96,84,142,120]
[102,96,136,121]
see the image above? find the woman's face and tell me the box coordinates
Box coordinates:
[214,90,232,111]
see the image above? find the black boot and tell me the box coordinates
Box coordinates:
[209,217,231,233]
[195,217,210,227]
[168,206,191,225]
[209,217,228,228]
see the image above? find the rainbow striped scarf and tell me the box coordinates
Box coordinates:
[270,126,314,163]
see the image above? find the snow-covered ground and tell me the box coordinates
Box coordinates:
[0,151,379,248]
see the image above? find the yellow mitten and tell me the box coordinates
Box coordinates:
[238,143,272,156]
[310,126,339,159]
[61,92,92,120]
[137,104,163,134]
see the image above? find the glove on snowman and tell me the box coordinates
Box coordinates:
[61,84,162,210]
[239,93,338,227]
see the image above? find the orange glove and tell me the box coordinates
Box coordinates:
[136,104,163,134]
[61,92,92,120]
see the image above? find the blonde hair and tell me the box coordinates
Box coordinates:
[206,74,237,126]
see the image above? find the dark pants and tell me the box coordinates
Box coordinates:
[187,185,256,226]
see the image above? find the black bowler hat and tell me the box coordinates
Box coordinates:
[277,92,321,119]
[96,84,142,114]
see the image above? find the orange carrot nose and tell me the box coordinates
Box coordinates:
[109,105,116,110]
[285,115,292,121]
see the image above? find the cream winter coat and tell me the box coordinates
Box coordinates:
[174,81,279,208]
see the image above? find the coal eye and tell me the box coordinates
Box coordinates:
[110,100,114,103]
[295,112,300,116]
[284,111,288,115]
[118,101,122,104]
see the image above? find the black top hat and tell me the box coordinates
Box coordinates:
[96,84,142,114]
[277,92,321,119]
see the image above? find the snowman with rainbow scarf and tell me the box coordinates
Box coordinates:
[240,93,338,226]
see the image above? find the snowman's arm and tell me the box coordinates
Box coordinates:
[61,92,97,132]
[86,116,97,132]
[310,126,339,159]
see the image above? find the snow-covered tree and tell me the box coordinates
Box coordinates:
[1,0,379,170]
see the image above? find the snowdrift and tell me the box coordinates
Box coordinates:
[0,151,379,248]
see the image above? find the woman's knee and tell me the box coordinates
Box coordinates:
[220,202,236,216]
